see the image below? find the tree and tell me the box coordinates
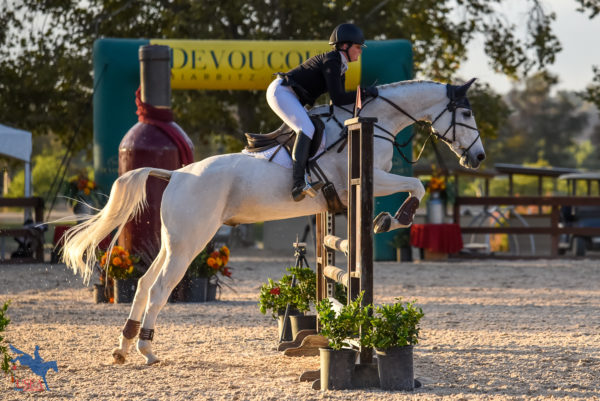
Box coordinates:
[0,0,598,158]
[485,72,589,168]
[582,65,600,110]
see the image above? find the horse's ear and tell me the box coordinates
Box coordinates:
[451,78,476,99]
[459,78,476,95]
[463,78,476,90]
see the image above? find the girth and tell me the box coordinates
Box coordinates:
[244,116,325,161]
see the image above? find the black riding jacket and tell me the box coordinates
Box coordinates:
[280,50,356,107]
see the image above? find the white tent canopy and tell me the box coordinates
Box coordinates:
[0,123,32,197]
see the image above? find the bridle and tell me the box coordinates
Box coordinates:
[312,84,481,166]
[363,86,481,164]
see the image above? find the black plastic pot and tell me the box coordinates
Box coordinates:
[277,308,301,341]
[186,277,208,302]
[114,278,137,303]
[93,283,110,303]
[206,281,218,301]
[168,278,188,303]
[375,345,414,391]
[319,347,357,390]
[289,314,316,340]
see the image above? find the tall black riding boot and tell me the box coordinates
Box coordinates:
[291,131,324,202]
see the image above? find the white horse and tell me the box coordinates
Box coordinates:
[62,78,485,365]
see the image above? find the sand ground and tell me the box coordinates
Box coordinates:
[0,250,599,400]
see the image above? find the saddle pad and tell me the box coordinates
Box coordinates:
[241,132,327,169]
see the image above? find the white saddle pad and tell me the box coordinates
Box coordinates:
[241,131,327,169]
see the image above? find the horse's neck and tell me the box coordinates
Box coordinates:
[369,81,447,133]
[312,80,446,147]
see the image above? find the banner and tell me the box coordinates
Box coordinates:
[150,39,361,91]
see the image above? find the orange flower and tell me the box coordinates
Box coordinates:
[100,254,107,266]
[207,257,217,269]
[220,246,230,257]
[112,256,122,267]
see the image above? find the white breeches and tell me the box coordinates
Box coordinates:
[266,78,315,138]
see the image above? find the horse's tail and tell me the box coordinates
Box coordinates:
[61,167,173,284]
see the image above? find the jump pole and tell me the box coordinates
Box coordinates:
[312,116,378,388]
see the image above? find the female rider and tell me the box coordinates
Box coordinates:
[266,23,378,201]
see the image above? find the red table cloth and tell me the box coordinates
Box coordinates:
[410,223,463,254]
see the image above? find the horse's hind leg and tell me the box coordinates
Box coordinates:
[112,245,167,364]
[136,243,200,365]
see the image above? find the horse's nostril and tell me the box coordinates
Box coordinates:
[477,153,486,161]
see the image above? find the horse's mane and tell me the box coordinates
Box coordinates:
[310,79,443,114]
[377,79,444,90]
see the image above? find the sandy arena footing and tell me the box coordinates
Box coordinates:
[0,250,599,400]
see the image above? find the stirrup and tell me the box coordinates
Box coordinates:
[302,174,324,198]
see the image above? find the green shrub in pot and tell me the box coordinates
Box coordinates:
[366,299,424,349]
[316,292,370,350]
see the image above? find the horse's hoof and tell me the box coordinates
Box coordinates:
[144,355,160,365]
[112,349,126,364]
[373,212,391,233]
[395,196,420,226]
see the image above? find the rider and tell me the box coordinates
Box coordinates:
[266,23,378,201]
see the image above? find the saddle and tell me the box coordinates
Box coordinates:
[244,115,345,213]
[244,116,325,161]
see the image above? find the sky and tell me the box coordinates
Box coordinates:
[456,0,600,94]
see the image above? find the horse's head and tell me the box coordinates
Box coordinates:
[430,78,486,169]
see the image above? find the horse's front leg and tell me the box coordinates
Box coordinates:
[372,169,425,233]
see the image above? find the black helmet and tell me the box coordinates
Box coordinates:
[329,23,365,46]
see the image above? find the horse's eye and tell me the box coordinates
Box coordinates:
[462,110,472,118]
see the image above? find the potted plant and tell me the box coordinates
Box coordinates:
[389,229,412,262]
[258,265,319,341]
[258,273,299,341]
[98,246,142,303]
[366,299,424,391]
[184,242,232,302]
[282,266,318,340]
[315,292,370,390]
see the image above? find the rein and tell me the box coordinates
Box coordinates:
[310,85,480,166]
